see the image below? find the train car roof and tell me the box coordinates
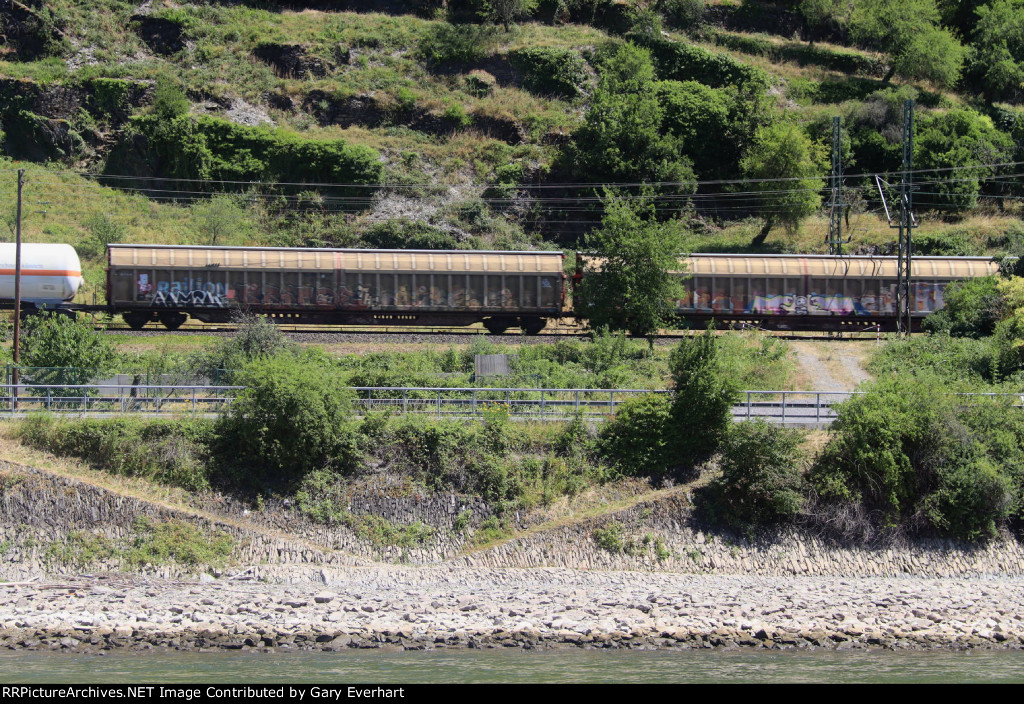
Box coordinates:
[682,254,998,278]
[581,253,999,278]
[108,245,564,274]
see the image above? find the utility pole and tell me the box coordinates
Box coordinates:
[826,116,845,255]
[895,100,915,335]
[872,100,917,335]
[13,169,23,409]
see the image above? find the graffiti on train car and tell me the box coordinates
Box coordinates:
[132,272,560,310]
[139,274,230,308]
[678,282,947,316]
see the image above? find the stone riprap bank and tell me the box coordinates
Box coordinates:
[1,568,1022,652]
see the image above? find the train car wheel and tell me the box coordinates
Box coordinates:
[123,312,151,330]
[484,318,509,334]
[523,318,546,336]
[159,312,188,330]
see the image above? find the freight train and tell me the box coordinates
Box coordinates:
[0,243,1003,333]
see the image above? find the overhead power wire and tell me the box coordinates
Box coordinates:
[4,160,1024,191]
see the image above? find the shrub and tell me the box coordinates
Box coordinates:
[417,23,501,65]
[89,78,136,122]
[17,416,216,492]
[217,354,362,484]
[127,517,234,568]
[554,412,594,458]
[470,515,512,546]
[808,374,1019,540]
[151,75,189,121]
[109,115,384,197]
[360,219,462,250]
[345,515,434,548]
[668,328,737,466]
[383,414,480,483]
[45,531,115,568]
[80,213,127,259]
[509,47,590,99]
[193,311,292,383]
[919,451,1013,541]
[19,313,116,386]
[658,0,706,30]
[597,392,673,475]
[592,520,637,554]
[993,277,1024,380]
[710,32,886,77]
[912,230,977,256]
[295,468,351,525]
[700,419,804,530]
[464,70,497,97]
[869,334,997,386]
[921,277,1004,339]
[632,34,769,89]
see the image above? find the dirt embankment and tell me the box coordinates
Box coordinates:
[2,451,1024,652]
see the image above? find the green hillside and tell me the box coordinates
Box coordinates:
[2,0,1023,286]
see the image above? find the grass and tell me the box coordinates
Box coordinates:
[686,208,1024,255]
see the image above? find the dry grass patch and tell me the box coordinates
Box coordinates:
[459,476,697,555]
[0,423,196,511]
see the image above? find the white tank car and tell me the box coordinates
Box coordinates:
[0,243,84,306]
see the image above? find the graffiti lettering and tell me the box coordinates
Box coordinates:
[678,282,948,316]
[152,290,227,308]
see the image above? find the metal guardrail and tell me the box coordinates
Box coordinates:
[1,385,1021,426]
[0,385,243,414]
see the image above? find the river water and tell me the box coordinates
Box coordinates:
[1,649,1021,683]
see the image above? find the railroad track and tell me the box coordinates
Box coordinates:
[94,322,884,341]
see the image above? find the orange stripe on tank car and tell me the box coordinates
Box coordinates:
[0,269,82,277]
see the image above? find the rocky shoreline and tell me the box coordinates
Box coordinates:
[2,567,1023,653]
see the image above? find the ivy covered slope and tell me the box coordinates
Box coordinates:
[1,0,1024,269]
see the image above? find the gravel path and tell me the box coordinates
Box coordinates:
[789,342,873,394]
[1,568,1022,652]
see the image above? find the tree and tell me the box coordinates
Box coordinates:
[739,121,825,247]
[192,194,248,246]
[969,0,1024,103]
[575,192,688,338]
[667,327,737,465]
[798,0,848,43]
[655,80,733,179]
[936,0,989,37]
[914,109,1014,213]
[20,313,116,386]
[849,0,965,87]
[570,44,695,188]
[482,0,538,30]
